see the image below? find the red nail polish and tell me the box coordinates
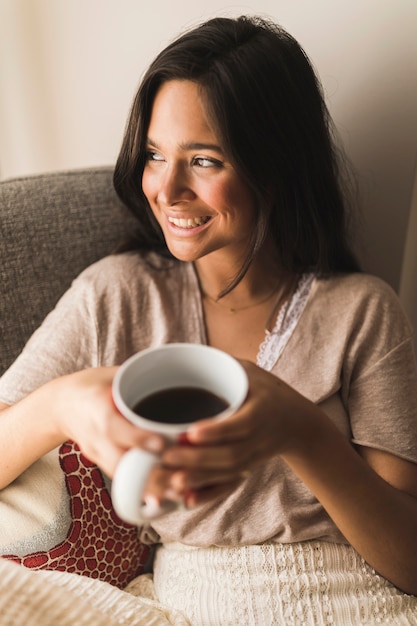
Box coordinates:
[183,489,195,508]
[177,432,192,445]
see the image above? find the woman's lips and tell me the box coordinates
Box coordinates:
[168,216,211,229]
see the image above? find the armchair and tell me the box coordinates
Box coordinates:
[0,167,134,377]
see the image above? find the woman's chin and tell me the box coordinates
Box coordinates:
[165,241,209,263]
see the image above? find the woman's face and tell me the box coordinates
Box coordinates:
[142,80,257,265]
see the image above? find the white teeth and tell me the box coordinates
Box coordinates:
[168,216,210,228]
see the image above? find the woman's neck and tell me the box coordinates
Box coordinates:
[194,245,292,311]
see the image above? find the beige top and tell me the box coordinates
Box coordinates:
[1,251,417,550]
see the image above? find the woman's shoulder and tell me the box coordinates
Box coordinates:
[310,271,414,346]
[315,271,396,295]
[313,272,404,314]
[80,250,176,276]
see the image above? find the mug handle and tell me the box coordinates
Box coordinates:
[111,448,178,525]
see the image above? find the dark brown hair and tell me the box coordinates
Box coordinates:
[113,15,360,283]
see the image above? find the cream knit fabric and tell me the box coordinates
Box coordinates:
[1,542,417,626]
[0,557,189,626]
[152,542,417,625]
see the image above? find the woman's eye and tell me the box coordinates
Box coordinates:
[193,156,222,168]
[145,150,164,162]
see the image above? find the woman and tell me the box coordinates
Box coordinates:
[1,15,417,626]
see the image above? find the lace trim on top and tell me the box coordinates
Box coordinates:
[257,273,314,371]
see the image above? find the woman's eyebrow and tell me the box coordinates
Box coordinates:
[146,138,223,153]
[181,142,223,153]
[146,138,160,149]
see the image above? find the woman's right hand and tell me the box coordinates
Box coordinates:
[0,367,167,489]
[54,367,170,478]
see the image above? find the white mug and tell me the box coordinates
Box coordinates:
[111,343,248,525]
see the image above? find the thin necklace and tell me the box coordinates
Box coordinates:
[202,281,281,314]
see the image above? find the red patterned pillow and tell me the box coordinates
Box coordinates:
[2,441,151,589]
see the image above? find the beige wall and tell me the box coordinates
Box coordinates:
[399,161,417,339]
[0,0,416,334]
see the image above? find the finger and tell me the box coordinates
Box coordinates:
[86,440,127,478]
[161,438,259,472]
[78,416,168,478]
[143,466,183,503]
[107,411,167,454]
[185,401,256,445]
[167,466,251,493]
[183,360,279,445]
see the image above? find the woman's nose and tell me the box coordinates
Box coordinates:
[157,163,195,206]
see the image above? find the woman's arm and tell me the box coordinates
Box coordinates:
[159,361,417,596]
[0,368,166,489]
[0,386,65,489]
[282,408,417,596]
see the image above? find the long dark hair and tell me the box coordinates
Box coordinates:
[113,15,361,280]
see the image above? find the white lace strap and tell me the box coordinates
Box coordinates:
[257,273,314,371]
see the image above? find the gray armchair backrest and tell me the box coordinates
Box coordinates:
[0,167,134,377]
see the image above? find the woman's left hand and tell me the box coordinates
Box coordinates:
[160,360,318,507]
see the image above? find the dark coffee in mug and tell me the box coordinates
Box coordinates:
[132,386,229,424]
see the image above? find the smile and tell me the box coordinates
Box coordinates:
[168,216,211,229]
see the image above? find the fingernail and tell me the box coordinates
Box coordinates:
[165,488,182,502]
[144,436,164,453]
[177,432,192,445]
[142,494,162,518]
[183,489,196,509]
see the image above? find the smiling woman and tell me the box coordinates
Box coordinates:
[142,80,259,278]
[1,14,417,626]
